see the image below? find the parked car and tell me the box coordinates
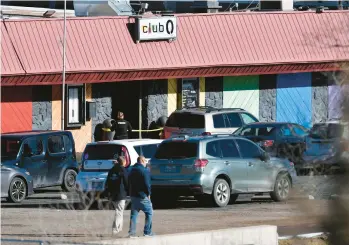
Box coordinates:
[1,130,79,192]
[150,135,297,207]
[234,122,309,164]
[1,164,34,203]
[301,121,349,172]
[163,107,259,139]
[75,139,162,209]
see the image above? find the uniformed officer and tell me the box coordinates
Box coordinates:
[113,111,132,140]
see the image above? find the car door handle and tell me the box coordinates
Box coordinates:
[224,161,231,165]
[248,162,254,167]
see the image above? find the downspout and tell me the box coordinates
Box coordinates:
[61,0,67,130]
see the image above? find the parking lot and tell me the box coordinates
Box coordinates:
[1,175,340,244]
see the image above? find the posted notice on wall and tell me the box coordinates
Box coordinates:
[182,79,199,108]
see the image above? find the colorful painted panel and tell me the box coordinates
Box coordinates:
[1,86,33,133]
[276,73,312,128]
[168,78,177,116]
[223,76,259,119]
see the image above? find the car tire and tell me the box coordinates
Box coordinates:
[212,179,230,207]
[228,194,238,205]
[270,173,291,202]
[62,169,77,192]
[8,177,27,203]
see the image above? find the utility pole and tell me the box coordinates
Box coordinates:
[61,0,67,130]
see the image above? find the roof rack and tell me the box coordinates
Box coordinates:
[176,107,245,113]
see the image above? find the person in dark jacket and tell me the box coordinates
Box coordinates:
[113,111,133,140]
[105,156,128,235]
[128,156,154,237]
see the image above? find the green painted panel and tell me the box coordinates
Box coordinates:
[223,76,259,91]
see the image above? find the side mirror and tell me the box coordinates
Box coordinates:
[259,152,270,162]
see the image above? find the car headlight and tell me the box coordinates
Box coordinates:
[25,171,30,176]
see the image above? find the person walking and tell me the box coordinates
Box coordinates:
[105,156,129,235]
[113,111,133,140]
[128,156,154,237]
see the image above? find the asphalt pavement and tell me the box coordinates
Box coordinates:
[0,176,341,244]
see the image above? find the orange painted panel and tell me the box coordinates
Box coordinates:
[1,86,32,133]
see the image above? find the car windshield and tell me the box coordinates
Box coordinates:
[83,144,122,160]
[234,126,277,137]
[309,124,344,139]
[154,141,198,159]
[1,138,21,159]
[166,113,205,128]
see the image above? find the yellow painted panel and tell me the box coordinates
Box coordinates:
[168,78,177,116]
[199,77,205,107]
[52,85,62,130]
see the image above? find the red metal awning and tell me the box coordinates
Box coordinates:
[2,11,349,85]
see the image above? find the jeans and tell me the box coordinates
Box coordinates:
[129,197,153,236]
[112,200,126,234]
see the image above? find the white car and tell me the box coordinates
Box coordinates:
[75,139,162,209]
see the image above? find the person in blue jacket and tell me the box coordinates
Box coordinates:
[128,156,154,237]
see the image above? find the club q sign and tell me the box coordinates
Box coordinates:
[135,16,177,42]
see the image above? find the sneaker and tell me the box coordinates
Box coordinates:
[144,233,155,237]
[128,234,137,238]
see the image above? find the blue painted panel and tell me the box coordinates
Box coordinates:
[276,73,312,129]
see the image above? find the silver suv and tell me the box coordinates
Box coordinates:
[150,135,297,207]
[163,107,258,139]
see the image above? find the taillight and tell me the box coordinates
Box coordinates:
[194,159,209,172]
[121,146,131,167]
[202,132,211,136]
[262,140,274,148]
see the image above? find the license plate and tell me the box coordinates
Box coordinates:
[161,165,179,173]
[91,182,103,189]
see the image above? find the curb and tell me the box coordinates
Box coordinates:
[278,232,328,240]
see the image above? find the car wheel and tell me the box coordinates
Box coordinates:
[228,194,238,205]
[62,169,77,192]
[270,173,291,202]
[212,179,230,207]
[8,177,27,203]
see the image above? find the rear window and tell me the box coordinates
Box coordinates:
[154,141,198,159]
[310,124,344,139]
[234,126,277,137]
[83,144,122,160]
[134,144,158,158]
[166,113,205,128]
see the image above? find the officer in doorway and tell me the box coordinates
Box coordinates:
[113,111,133,140]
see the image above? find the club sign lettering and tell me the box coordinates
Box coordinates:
[137,17,177,41]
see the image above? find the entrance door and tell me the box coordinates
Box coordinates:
[276,73,312,129]
[113,81,140,138]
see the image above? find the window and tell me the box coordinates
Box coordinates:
[235,139,261,158]
[23,138,43,157]
[220,140,240,158]
[310,123,344,139]
[48,135,65,154]
[67,85,85,127]
[1,138,21,159]
[281,126,292,136]
[240,113,258,124]
[292,125,308,137]
[83,144,122,160]
[166,113,205,128]
[206,141,221,157]
[213,114,226,128]
[134,144,159,158]
[234,126,277,137]
[226,113,243,127]
[154,142,198,159]
[63,135,73,153]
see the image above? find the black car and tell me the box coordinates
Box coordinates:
[234,122,309,164]
[1,130,79,192]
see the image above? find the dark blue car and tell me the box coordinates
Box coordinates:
[1,130,79,192]
[234,122,309,164]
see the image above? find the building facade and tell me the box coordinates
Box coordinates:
[2,11,349,152]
